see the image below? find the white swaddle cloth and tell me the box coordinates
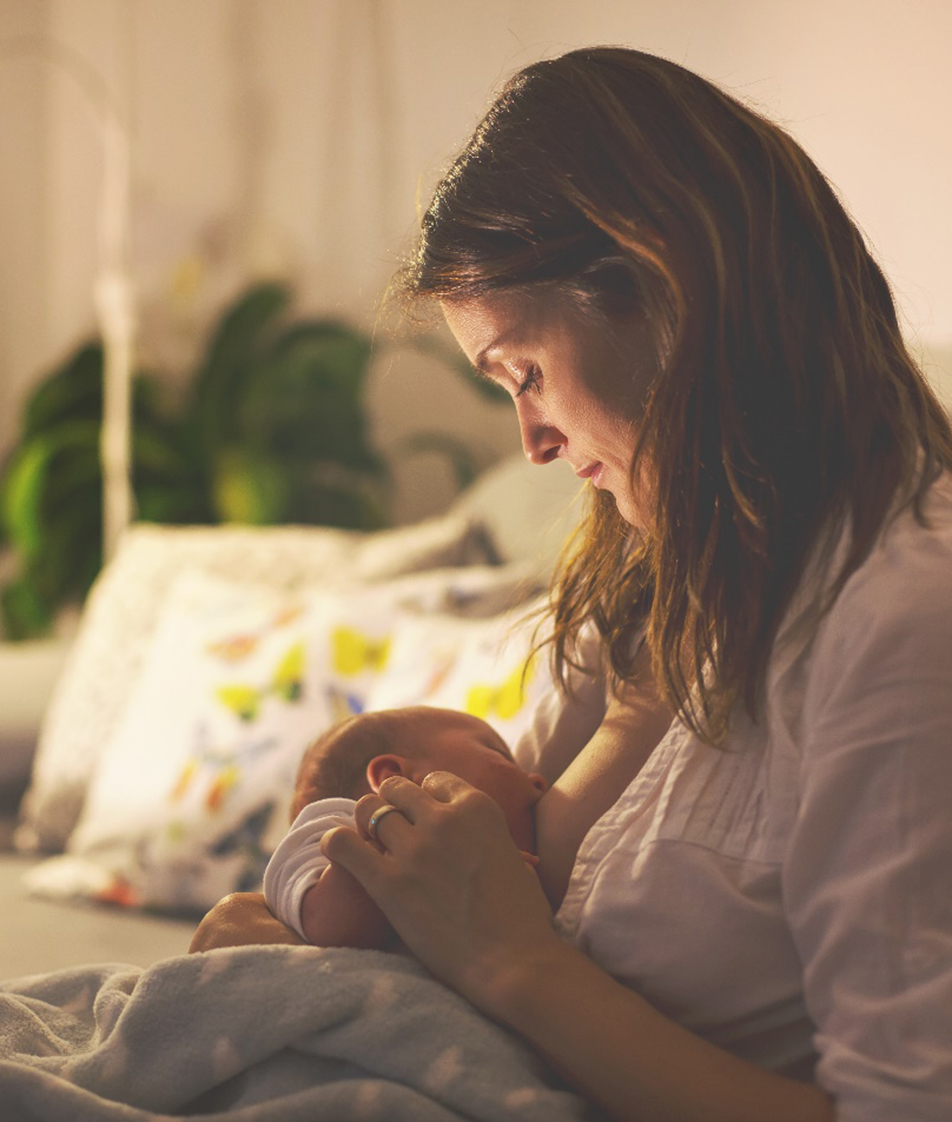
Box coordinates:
[263,797,358,940]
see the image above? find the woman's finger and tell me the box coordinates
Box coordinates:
[352,793,412,848]
[417,770,475,802]
[366,804,406,845]
[321,823,386,884]
[351,773,481,854]
[376,772,440,812]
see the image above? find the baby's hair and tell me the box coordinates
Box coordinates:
[291,710,424,820]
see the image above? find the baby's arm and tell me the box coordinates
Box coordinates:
[263,797,396,951]
[298,862,395,950]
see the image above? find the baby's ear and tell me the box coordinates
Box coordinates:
[366,754,410,792]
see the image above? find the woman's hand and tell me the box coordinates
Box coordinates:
[320,771,560,1010]
[323,774,835,1122]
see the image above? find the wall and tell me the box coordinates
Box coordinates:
[0,0,50,446]
[1,0,950,522]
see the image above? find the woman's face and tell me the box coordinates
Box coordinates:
[442,288,657,527]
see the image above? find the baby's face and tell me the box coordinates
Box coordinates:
[394,708,546,853]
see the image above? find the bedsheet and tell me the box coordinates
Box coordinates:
[0,943,600,1121]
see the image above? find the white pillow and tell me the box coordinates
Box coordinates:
[23,564,540,913]
[26,572,334,911]
[366,604,608,784]
[16,513,495,854]
[451,455,586,571]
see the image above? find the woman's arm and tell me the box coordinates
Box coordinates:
[481,937,834,1122]
[535,667,674,908]
[322,775,834,1122]
[780,536,952,1120]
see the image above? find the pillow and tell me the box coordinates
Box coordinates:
[450,454,585,571]
[23,563,540,913]
[15,513,496,854]
[366,604,608,783]
[26,571,331,911]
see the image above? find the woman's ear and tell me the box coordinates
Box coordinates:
[366,754,411,793]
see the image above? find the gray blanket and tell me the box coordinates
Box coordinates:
[0,944,599,1121]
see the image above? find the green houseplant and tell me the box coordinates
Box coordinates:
[0,281,390,639]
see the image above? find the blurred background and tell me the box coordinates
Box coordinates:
[0,0,950,620]
[1,0,949,970]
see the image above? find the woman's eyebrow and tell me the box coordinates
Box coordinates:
[473,347,498,376]
[474,324,529,374]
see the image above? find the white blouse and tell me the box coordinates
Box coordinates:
[553,475,952,1121]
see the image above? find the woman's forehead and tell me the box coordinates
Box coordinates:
[441,288,564,361]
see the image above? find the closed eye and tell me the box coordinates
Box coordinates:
[515,364,542,397]
[479,736,516,762]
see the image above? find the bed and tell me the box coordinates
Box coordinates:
[0,455,610,1121]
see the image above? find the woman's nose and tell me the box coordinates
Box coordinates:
[517,407,565,465]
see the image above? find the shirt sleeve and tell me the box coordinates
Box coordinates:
[782,536,952,1121]
[262,797,358,941]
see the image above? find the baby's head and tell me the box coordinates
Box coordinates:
[292,706,546,853]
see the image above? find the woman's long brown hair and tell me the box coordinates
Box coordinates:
[398,47,952,743]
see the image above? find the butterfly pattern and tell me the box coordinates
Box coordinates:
[325,683,366,722]
[464,656,536,721]
[332,627,392,676]
[169,725,281,813]
[215,642,306,721]
[205,603,306,663]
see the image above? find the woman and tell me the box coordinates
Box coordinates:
[200,48,952,1121]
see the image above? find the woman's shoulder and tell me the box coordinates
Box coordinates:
[831,472,952,629]
[878,468,952,566]
[804,472,952,711]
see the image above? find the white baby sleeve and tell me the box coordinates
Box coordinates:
[263,797,358,941]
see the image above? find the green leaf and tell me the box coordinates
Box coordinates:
[134,482,210,525]
[192,281,292,449]
[1,422,103,558]
[212,447,290,524]
[1,439,55,558]
[132,425,191,477]
[0,282,406,636]
[0,578,53,640]
[23,342,105,437]
[200,282,291,381]
[237,324,375,454]
[28,498,102,604]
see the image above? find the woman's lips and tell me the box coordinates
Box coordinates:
[576,462,605,487]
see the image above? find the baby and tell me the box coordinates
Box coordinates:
[263,706,547,950]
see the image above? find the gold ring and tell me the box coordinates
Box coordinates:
[367,804,403,842]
